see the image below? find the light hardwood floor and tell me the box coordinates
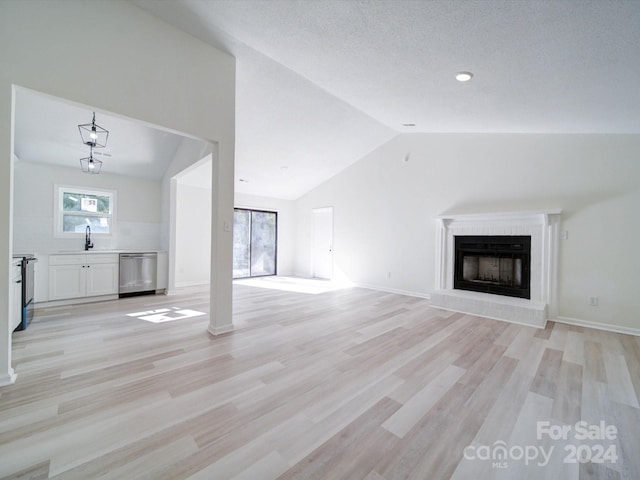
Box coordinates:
[1,282,639,479]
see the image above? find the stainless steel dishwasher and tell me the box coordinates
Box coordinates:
[119,253,157,297]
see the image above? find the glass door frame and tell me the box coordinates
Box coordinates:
[233,208,278,279]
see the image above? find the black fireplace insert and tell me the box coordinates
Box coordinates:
[454,235,531,299]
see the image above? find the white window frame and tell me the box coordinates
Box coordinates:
[53,185,117,238]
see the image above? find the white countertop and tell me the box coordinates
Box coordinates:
[47,250,166,255]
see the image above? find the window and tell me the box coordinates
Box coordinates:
[233,208,277,278]
[54,185,116,237]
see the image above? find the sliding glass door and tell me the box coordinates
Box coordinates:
[233,208,277,278]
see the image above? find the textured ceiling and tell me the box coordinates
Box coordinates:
[132,0,640,199]
[16,1,640,200]
[136,0,640,132]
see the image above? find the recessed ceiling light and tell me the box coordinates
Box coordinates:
[402,123,416,127]
[239,178,249,183]
[455,71,474,82]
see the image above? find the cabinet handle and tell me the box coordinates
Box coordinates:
[15,280,22,284]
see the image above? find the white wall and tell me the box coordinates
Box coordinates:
[13,161,162,253]
[170,186,294,285]
[0,0,235,385]
[235,193,295,276]
[161,139,213,252]
[176,184,211,286]
[294,133,640,331]
[161,140,212,293]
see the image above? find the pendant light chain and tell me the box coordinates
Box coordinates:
[78,111,109,174]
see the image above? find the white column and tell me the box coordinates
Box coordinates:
[434,218,447,291]
[0,84,17,386]
[207,142,234,335]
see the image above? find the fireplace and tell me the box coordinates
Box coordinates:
[431,210,561,328]
[454,235,531,299]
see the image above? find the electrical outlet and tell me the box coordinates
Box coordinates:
[387,272,391,279]
[589,296,599,306]
[560,231,569,240]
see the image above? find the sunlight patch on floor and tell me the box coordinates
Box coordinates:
[233,276,352,295]
[126,307,207,323]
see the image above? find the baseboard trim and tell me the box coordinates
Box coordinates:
[175,281,209,288]
[0,369,17,387]
[35,294,119,310]
[355,283,430,300]
[288,281,639,336]
[555,316,640,337]
[207,323,234,336]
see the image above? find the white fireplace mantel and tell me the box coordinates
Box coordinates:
[431,210,561,328]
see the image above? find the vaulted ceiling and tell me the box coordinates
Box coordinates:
[15,1,640,200]
[133,0,640,199]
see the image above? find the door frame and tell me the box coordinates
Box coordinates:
[233,208,278,279]
[311,206,334,280]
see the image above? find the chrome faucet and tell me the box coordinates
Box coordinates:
[85,225,93,251]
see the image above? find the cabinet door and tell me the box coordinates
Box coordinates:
[86,263,119,296]
[49,265,86,300]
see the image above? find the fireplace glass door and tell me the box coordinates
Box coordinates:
[454,235,531,299]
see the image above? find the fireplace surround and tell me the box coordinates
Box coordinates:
[431,210,561,328]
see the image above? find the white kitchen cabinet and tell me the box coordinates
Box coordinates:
[49,254,119,301]
[49,263,85,300]
[86,262,119,296]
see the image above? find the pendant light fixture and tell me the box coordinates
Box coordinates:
[78,111,109,174]
[79,145,102,174]
[78,112,109,148]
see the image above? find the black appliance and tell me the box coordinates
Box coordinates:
[13,254,37,331]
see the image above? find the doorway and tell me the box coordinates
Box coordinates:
[233,209,277,279]
[312,207,333,279]
[171,156,213,288]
